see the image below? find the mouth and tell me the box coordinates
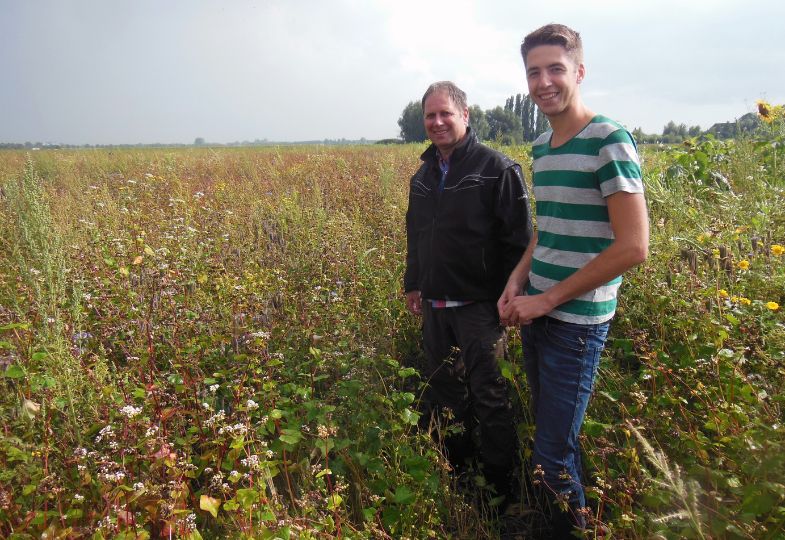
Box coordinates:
[538,92,559,101]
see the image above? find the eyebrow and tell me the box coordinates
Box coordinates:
[527,62,567,75]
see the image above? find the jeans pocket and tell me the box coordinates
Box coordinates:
[544,319,591,354]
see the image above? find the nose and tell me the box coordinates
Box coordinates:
[537,72,552,87]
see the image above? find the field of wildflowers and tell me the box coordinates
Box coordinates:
[0,107,783,539]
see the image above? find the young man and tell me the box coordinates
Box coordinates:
[404,81,533,505]
[498,24,649,537]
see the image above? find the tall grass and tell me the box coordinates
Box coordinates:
[0,138,783,539]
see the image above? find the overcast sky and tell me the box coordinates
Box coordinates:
[2,0,783,145]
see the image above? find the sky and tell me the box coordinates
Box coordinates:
[1,0,783,145]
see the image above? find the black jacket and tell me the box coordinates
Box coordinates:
[404,129,533,301]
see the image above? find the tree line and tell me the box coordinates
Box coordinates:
[397,93,550,145]
[397,98,764,145]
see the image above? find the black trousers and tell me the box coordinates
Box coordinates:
[418,300,518,479]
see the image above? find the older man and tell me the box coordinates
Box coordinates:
[404,81,533,505]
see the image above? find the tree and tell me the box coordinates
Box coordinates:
[469,105,490,141]
[397,101,427,142]
[486,106,524,144]
[535,109,550,138]
[194,137,205,146]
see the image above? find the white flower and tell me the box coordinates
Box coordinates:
[95,425,114,444]
[120,405,143,419]
[246,399,259,410]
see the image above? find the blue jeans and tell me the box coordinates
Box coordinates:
[521,316,610,522]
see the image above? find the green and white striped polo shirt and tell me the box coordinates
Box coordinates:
[528,115,643,324]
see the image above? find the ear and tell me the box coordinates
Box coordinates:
[462,107,470,125]
[577,63,586,84]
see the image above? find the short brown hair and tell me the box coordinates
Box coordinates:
[521,23,583,66]
[421,81,468,112]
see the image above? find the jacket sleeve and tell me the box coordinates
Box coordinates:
[403,169,422,293]
[495,164,533,279]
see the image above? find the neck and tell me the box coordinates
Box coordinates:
[436,130,469,162]
[548,100,594,146]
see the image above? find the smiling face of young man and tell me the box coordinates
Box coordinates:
[525,44,585,123]
[423,90,469,159]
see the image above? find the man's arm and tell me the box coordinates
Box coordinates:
[495,165,534,278]
[403,169,422,316]
[500,191,648,325]
[498,232,537,324]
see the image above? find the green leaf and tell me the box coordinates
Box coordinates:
[326,493,343,510]
[598,391,618,402]
[381,506,401,528]
[200,494,220,518]
[3,364,26,379]
[315,468,332,479]
[1,322,30,331]
[583,419,610,437]
[742,491,775,515]
[316,438,335,456]
[400,408,420,426]
[392,485,415,504]
[279,428,302,445]
[223,499,239,512]
[397,367,418,378]
[235,488,259,509]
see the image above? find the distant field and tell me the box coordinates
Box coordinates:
[0,140,783,539]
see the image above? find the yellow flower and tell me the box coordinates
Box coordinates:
[737,260,750,270]
[718,289,729,298]
[767,301,780,311]
[758,100,773,123]
[712,248,720,259]
[739,297,751,305]
[772,244,784,257]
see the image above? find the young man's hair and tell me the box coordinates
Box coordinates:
[421,81,468,112]
[520,23,583,66]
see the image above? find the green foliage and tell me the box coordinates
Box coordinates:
[397,101,427,143]
[0,139,783,539]
[486,107,524,145]
[469,105,490,141]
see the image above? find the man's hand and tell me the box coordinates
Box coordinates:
[497,280,521,325]
[500,293,555,327]
[405,290,422,316]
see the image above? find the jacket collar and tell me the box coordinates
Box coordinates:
[420,126,477,164]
